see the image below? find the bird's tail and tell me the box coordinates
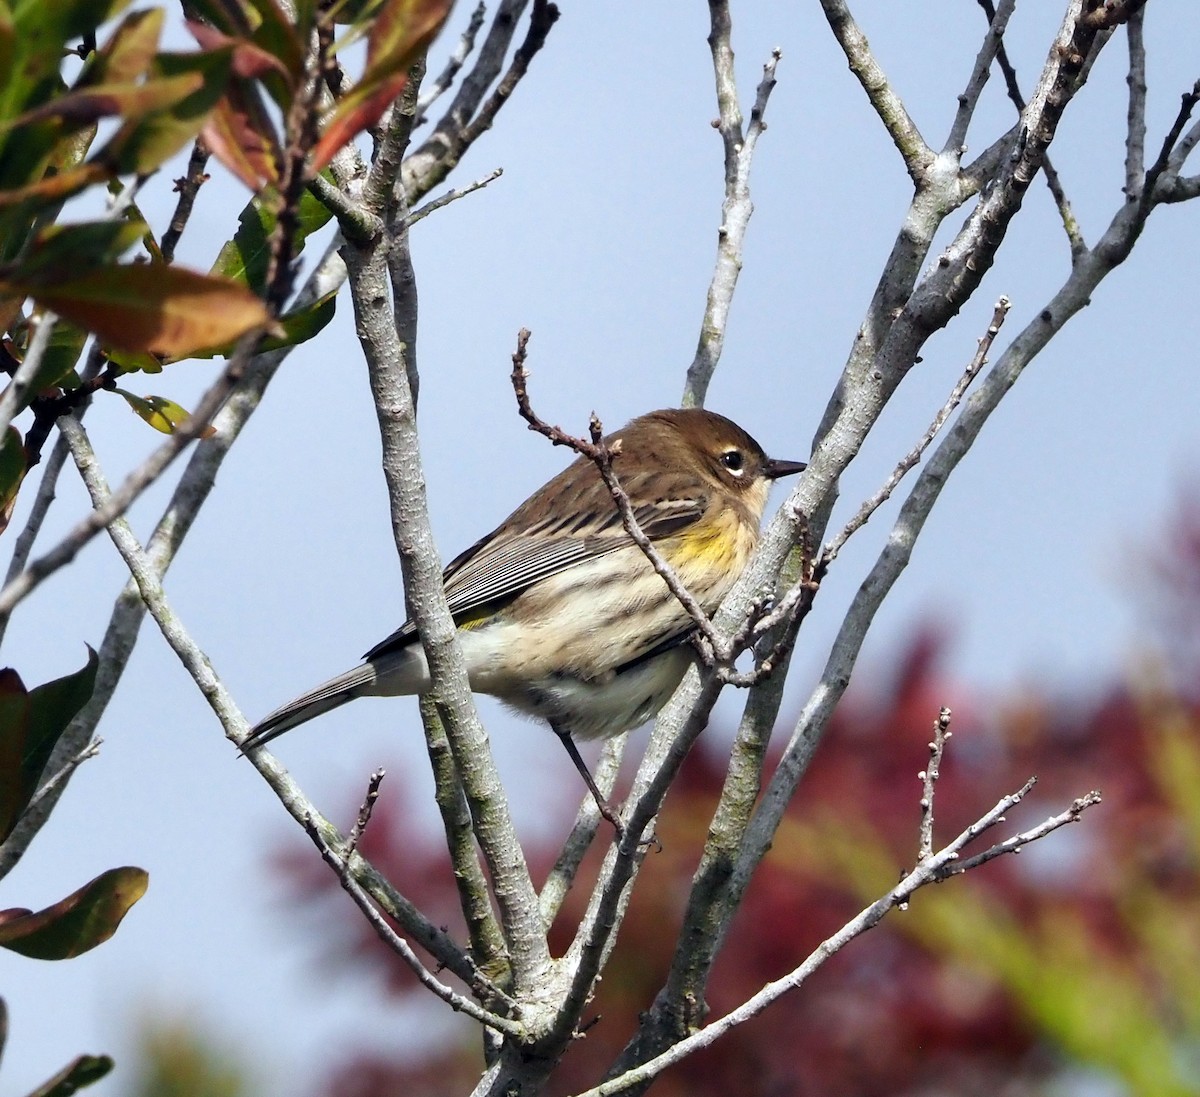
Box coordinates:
[243,645,427,752]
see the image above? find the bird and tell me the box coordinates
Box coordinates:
[244,408,805,819]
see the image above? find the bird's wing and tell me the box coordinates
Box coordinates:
[362,497,705,661]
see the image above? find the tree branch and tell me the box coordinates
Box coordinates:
[582,728,1100,1097]
[683,2,782,408]
[342,192,550,991]
[818,0,935,185]
[302,811,524,1036]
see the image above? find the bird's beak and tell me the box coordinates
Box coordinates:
[763,457,807,480]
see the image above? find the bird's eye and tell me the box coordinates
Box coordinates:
[720,449,745,473]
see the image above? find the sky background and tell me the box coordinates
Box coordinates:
[2,2,1199,1094]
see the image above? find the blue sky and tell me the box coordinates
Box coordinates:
[2,3,1198,1093]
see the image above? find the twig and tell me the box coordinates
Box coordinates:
[945,0,1015,156]
[572,772,1100,1097]
[415,1,487,123]
[406,167,503,228]
[403,0,559,200]
[683,4,782,407]
[265,42,327,314]
[344,768,386,858]
[52,413,493,991]
[1137,80,1200,221]
[1167,113,1200,177]
[0,310,57,440]
[302,814,525,1035]
[1122,8,1147,200]
[823,295,1010,565]
[22,738,102,815]
[817,0,934,185]
[510,330,728,664]
[2,431,69,592]
[0,239,350,873]
[950,791,1102,874]
[160,137,211,264]
[917,707,952,861]
[975,0,1085,259]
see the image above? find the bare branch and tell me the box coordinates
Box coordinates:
[403,0,559,201]
[683,18,782,409]
[343,195,550,986]
[823,295,1010,564]
[0,331,265,623]
[0,310,57,440]
[1167,117,1200,178]
[575,770,1100,1097]
[1079,0,1149,31]
[975,0,1086,258]
[51,413,494,993]
[0,432,69,638]
[817,0,935,185]
[917,707,953,861]
[1123,8,1147,198]
[344,768,386,859]
[1140,80,1200,217]
[951,791,1102,874]
[407,166,504,228]
[302,813,524,1036]
[160,137,211,264]
[420,695,509,977]
[945,0,1015,155]
[415,1,487,122]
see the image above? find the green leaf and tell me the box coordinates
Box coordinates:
[11,0,131,56]
[25,321,89,393]
[0,425,24,534]
[243,0,306,84]
[0,866,147,959]
[0,649,97,843]
[115,390,216,438]
[211,182,332,292]
[2,263,271,357]
[256,289,336,351]
[26,1054,114,1097]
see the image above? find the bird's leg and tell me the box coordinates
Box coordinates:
[551,723,624,841]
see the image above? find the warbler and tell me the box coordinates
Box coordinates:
[245,409,804,785]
